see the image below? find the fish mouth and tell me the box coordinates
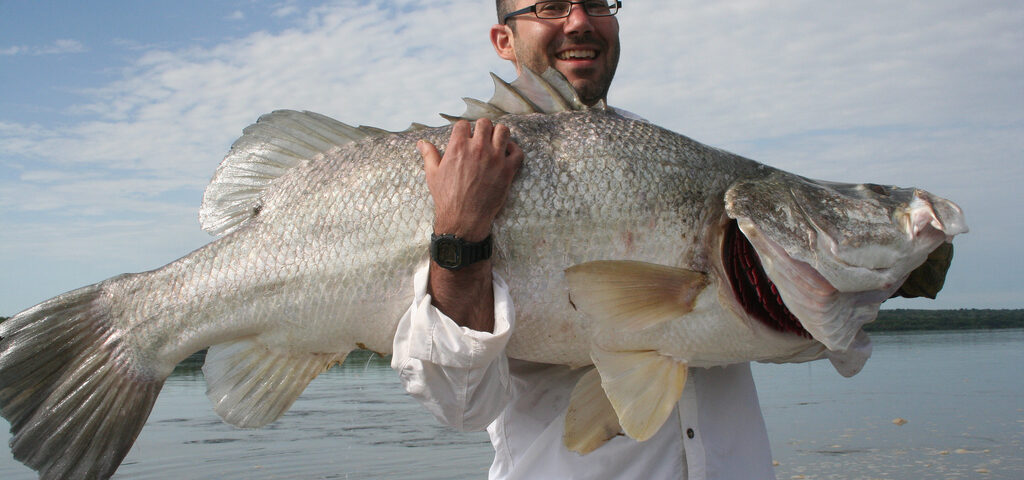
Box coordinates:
[722,220,812,339]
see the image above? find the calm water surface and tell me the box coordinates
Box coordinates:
[2,329,1021,479]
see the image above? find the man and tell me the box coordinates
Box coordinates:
[392,2,776,478]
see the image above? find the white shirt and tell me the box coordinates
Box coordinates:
[392,263,776,480]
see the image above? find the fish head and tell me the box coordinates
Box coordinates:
[721,171,967,361]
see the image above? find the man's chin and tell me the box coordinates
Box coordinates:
[567,78,608,105]
[526,62,611,105]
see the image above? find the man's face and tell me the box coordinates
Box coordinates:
[504,1,620,105]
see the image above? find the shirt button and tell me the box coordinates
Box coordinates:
[686,428,695,439]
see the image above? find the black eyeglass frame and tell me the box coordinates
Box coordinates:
[502,1,622,25]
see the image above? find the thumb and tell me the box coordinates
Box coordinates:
[418,140,441,170]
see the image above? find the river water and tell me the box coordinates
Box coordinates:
[1,329,1021,479]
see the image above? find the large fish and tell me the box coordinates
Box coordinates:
[0,69,966,479]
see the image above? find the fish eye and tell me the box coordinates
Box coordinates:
[863,183,889,196]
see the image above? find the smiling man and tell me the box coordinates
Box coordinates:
[391,2,777,479]
[492,0,620,105]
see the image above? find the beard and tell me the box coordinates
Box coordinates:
[515,32,620,106]
[567,52,618,105]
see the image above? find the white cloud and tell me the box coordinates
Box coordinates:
[1,0,1022,313]
[0,39,86,56]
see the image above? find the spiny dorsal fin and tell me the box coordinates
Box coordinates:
[443,67,605,122]
[200,110,390,236]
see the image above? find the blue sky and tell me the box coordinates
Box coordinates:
[1,0,1022,315]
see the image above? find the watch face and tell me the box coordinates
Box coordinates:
[436,238,461,266]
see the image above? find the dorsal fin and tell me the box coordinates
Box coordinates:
[202,70,600,236]
[199,110,390,236]
[443,67,605,122]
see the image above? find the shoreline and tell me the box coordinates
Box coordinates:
[866,308,1024,332]
[2,309,1023,333]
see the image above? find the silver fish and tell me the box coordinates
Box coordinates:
[0,68,967,479]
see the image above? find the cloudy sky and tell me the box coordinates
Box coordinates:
[1,0,1021,315]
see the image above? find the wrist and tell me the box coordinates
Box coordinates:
[432,212,493,242]
[427,260,495,332]
[432,225,491,243]
[430,233,493,271]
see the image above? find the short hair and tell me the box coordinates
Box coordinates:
[496,0,516,24]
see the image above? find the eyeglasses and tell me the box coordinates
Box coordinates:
[503,1,622,25]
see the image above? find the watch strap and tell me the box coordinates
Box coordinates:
[430,234,493,271]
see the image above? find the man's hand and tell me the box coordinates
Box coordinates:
[420,118,523,332]
[421,118,523,241]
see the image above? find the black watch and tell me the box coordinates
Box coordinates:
[430,234,493,271]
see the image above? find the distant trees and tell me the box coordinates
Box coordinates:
[1,312,1023,332]
[867,309,1024,332]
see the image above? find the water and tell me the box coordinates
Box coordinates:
[757,329,1024,479]
[2,329,1021,479]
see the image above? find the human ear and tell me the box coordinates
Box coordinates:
[489,24,517,62]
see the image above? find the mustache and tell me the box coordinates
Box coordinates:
[553,32,607,51]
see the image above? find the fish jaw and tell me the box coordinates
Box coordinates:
[723,173,968,352]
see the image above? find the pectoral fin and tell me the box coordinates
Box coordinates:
[564,368,622,454]
[565,261,708,331]
[591,347,688,442]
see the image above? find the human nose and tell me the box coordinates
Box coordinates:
[562,3,594,34]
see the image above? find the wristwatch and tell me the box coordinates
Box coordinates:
[430,233,493,271]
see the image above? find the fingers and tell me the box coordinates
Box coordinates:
[417,139,441,170]
[473,118,494,140]
[452,119,472,137]
[505,138,524,170]
[425,119,520,163]
[491,122,523,175]
[491,122,510,152]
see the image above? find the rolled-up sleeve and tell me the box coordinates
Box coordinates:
[391,262,515,431]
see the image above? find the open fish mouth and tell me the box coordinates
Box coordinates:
[723,220,812,339]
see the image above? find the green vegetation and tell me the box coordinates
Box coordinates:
[867,309,1024,332]
[4,311,1023,335]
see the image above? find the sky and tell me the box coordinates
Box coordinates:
[1,0,1021,316]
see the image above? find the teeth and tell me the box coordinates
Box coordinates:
[558,49,596,60]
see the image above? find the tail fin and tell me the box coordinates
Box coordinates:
[0,282,165,480]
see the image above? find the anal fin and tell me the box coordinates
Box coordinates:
[203,338,347,428]
[564,368,622,454]
[591,347,688,442]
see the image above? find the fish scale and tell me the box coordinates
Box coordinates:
[0,68,966,478]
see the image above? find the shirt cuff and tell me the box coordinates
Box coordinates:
[397,261,514,369]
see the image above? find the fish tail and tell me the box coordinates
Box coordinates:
[0,281,164,480]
